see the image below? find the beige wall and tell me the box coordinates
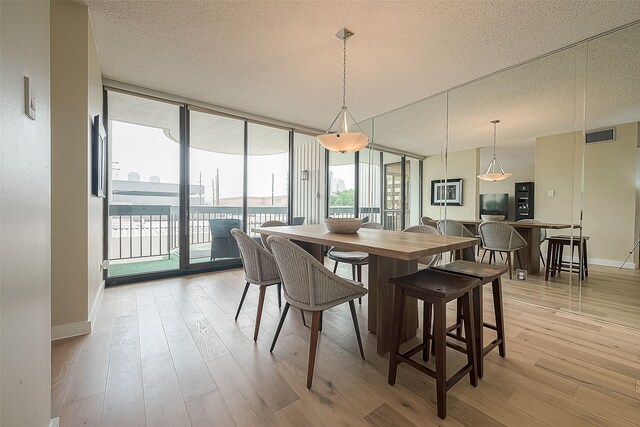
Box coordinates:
[87,11,105,320]
[423,148,479,220]
[535,131,583,225]
[1,1,52,425]
[536,123,639,267]
[583,122,638,265]
[51,1,104,336]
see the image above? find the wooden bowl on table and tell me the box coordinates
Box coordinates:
[324,218,363,234]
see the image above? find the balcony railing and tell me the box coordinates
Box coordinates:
[109,205,376,261]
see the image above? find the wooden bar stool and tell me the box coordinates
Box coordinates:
[387,269,481,419]
[545,235,589,281]
[432,261,507,379]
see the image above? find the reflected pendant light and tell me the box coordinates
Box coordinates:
[477,120,512,182]
[316,28,369,153]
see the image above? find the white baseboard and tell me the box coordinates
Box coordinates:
[560,255,636,270]
[51,320,91,341]
[50,417,60,427]
[89,280,105,324]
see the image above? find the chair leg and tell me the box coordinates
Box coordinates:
[319,311,323,332]
[480,249,487,263]
[388,285,405,385]
[277,283,282,308]
[492,278,506,357]
[333,261,339,274]
[351,264,356,280]
[460,292,478,387]
[357,265,363,305]
[307,311,322,389]
[507,252,513,280]
[583,240,589,278]
[423,301,432,362]
[540,249,545,266]
[300,309,307,327]
[472,284,484,378]
[455,298,463,336]
[254,285,267,341]
[434,299,447,419]
[349,300,365,360]
[498,252,504,261]
[235,282,250,321]
[545,241,553,281]
[270,303,290,352]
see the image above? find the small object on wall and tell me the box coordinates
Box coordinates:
[548,190,555,198]
[516,269,527,281]
[92,115,107,198]
[301,170,309,181]
[24,76,36,120]
[431,178,462,206]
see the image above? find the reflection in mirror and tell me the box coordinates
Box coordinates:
[359,147,382,224]
[328,151,356,218]
[582,23,640,327]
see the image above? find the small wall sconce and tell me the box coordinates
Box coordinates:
[301,170,309,181]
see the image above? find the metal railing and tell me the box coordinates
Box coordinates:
[109,205,377,261]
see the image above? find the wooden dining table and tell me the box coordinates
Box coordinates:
[458,220,579,275]
[252,224,479,355]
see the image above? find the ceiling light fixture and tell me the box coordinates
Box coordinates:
[316,27,369,153]
[477,120,512,182]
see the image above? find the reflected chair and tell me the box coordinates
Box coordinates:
[437,219,477,261]
[478,221,527,279]
[231,229,282,340]
[516,219,547,266]
[421,216,438,227]
[327,221,383,304]
[267,235,367,388]
[209,218,241,260]
[292,217,305,225]
[259,220,287,254]
[403,225,442,267]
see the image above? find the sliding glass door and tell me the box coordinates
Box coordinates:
[188,110,245,268]
[107,91,181,278]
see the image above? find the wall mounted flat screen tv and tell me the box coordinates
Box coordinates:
[479,193,509,219]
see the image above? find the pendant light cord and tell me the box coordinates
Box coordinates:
[492,122,497,158]
[343,37,347,108]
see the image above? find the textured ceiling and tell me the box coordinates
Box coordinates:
[88,0,640,141]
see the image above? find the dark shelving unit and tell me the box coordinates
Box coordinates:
[515,182,534,221]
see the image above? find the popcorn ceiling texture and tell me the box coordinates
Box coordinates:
[88,1,640,155]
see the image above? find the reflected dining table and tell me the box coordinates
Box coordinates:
[253,224,479,355]
[458,220,579,275]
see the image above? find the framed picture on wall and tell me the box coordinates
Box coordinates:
[92,115,107,198]
[431,178,462,206]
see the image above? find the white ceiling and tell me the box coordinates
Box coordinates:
[88,0,640,147]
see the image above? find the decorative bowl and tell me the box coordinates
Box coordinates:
[481,214,505,222]
[324,218,363,234]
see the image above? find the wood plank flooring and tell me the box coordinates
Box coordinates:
[52,263,640,426]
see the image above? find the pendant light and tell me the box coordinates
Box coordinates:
[317,28,369,153]
[477,120,512,182]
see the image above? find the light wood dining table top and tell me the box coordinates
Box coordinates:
[252,224,480,261]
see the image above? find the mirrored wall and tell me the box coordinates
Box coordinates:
[370,22,640,328]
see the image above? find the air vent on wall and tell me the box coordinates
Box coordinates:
[586,128,615,144]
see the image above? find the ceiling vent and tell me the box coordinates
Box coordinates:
[585,128,615,144]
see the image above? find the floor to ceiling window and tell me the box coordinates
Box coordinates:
[328,151,356,218]
[107,91,181,277]
[359,147,382,224]
[293,132,326,225]
[188,109,244,267]
[247,123,290,232]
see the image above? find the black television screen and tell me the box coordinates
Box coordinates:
[479,193,508,219]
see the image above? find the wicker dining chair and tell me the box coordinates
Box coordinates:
[267,235,368,389]
[327,221,383,304]
[231,228,284,340]
[403,225,442,267]
[437,219,477,261]
[478,221,527,279]
[421,216,438,227]
[259,220,287,253]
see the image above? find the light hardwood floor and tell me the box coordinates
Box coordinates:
[52,263,640,426]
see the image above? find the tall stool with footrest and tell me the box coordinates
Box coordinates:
[432,260,507,378]
[387,269,480,419]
